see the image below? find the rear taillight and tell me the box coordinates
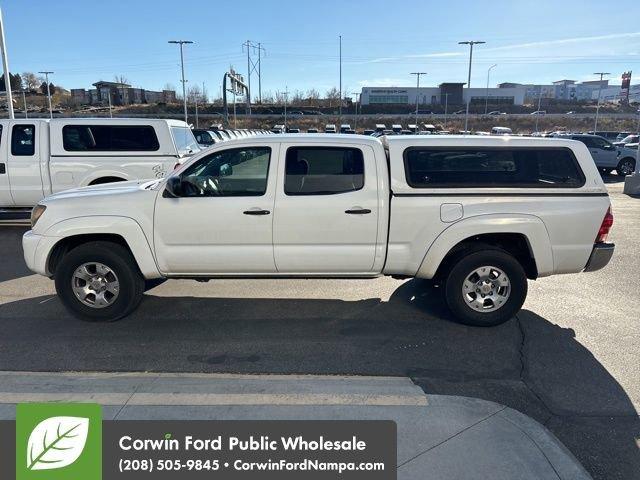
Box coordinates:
[596,206,614,243]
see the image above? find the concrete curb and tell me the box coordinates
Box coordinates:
[0,372,591,479]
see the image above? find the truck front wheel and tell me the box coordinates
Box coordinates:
[444,249,527,327]
[54,241,144,322]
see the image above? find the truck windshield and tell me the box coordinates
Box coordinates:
[171,127,200,156]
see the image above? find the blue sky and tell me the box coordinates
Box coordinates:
[3,0,639,99]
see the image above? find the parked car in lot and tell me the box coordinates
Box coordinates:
[325,124,337,133]
[560,134,622,174]
[491,127,512,135]
[0,118,199,213]
[613,134,638,147]
[192,129,220,147]
[615,143,638,176]
[531,110,546,115]
[24,135,614,326]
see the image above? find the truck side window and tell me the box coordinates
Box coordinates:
[11,125,35,156]
[404,148,585,188]
[284,147,364,195]
[62,125,160,151]
[180,147,270,197]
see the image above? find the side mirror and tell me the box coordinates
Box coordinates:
[163,176,183,198]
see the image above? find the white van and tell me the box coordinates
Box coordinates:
[491,126,513,135]
[0,118,199,214]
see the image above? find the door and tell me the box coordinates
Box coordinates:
[7,122,44,206]
[273,144,379,273]
[154,145,278,274]
[0,124,13,207]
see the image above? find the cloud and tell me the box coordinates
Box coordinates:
[484,32,640,52]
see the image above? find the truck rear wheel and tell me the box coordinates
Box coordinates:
[54,241,144,322]
[444,249,527,327]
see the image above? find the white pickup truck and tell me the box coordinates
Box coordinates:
[23,134,614,326]
[0,118,199,218]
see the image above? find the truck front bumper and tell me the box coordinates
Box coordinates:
[22,230,59,277]
[583,242,615,272]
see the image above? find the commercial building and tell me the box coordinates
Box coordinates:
[361,78,640,107]
[360,83,526,106]
[71,81,177,106]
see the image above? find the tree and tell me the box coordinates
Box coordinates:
[326,87,340,106]
[39,82,56,95]
[306,88,320,106]
[22,72,42,92]
[114,75,129,104]
[0,72,23,91]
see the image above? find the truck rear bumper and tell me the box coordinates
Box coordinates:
[583,242,615,272]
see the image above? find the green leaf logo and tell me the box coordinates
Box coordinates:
[26,416,89,471]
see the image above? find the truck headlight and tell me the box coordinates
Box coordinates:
[30,204,47,228]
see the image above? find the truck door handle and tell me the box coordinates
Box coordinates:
[0,163,5,174]
[243,209,270,216]
[345,208,371,215]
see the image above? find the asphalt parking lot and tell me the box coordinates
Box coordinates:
[0,177,638,480]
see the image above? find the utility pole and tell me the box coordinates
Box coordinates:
[339,35,342,122]
[0,8,14,119]
[443,93,449,129]
[593,72,610,133]
[535,88,543,133]
[20,90,27,118]
[168,40,194,125]
[283,87,289,131]
[258,42,262,104]
[107,90,112,118]
[38,71,54,118]
[242,41,266,112]
[195,96,198,128]
[485,64,497,115]
[459,40,485,133]
[410,72,427,128]
[351,92,360,131]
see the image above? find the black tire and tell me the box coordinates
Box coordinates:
[54,241,144,322]
[444,248,527,327]
[617,158,636,176]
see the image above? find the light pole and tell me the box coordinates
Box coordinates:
[107,90,112,118]
[168,40,194,125]
[338,35,342,123]
[459,40,485,133]
[0,8,14,119]
[593,72,610,133]
[351,92,360,131]
[484,64,497,115]
[410,72,427,128]
[38,71,54,118]
[279,87,289,131]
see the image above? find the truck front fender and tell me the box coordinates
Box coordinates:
[42,216,161,279]
[415,214,554,279]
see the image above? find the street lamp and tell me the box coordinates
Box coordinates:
[410,72,427,128]
[484,64,497,115]
[168,40,194,125]
[593,72,610,133]
[38,71,54,118]
[459,40,485,133]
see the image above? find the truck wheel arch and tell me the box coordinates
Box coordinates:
[43,216,162,279]
[416,214,554,280]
